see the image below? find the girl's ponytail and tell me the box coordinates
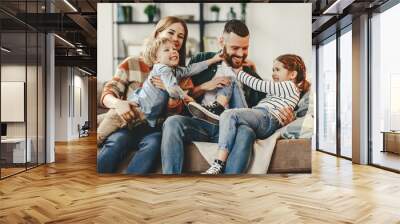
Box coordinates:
[276,54,311,94]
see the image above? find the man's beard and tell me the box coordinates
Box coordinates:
[223,46,247,69]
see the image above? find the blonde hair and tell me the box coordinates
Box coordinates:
[142,37,172,67]
[152,16,188,66]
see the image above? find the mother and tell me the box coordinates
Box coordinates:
[97,16,188,174]
[97,16,230,173]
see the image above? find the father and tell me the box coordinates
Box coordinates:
[161,20,292,174]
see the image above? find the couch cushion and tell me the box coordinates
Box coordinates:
[281,91,314,139]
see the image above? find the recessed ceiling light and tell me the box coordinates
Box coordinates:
[78,67,92,76]
[63,0,78,12]
[1,47,11,53]
[54,34,75,48]
[322,0,353,15]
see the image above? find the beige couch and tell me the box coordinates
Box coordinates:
[97,81,311,174]
[183,140,311,173]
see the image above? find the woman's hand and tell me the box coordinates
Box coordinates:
[150,76,166,90]
[279,107,295,126]
[113,99,138,123]
[201,77,231,91]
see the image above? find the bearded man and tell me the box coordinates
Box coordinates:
[160,20,292,174]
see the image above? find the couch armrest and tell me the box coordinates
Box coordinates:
[268,138,311,173]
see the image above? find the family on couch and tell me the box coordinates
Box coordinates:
[97,16,310,174]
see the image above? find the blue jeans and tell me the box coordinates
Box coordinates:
[97,124,161,174]
[161,115,256,174]
[218,108,281,151]
[229,80,248,109]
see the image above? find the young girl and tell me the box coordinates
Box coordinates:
[97,37,222,144]
[203,54,310,174]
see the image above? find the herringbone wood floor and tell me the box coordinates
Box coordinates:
[1,135,400,224]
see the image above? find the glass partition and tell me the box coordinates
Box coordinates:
[339,28,352,158]
[370,3,400,171]
[1,23,28,178]
[0,1,46,179]
[317,36,337,155]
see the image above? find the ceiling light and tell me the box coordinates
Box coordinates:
[63,0,78,12]
[54,34,75,48]
[322,0,340,14]
[322,0,350,14]
[78,67,92,76]
[1,47,11,53]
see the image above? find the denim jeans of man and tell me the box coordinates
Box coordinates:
[229,80,248,109]
[97,123,161,174]
[161,115,256,174]
[218,108,281,151]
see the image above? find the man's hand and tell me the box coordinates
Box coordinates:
[279,107,295,126]
[150,76,166,90]
[113,99,138,123]
[200,77,231,91]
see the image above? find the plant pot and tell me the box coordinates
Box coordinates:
[212,11,219,21]
[122,6,132,22]
[147,14,154,23]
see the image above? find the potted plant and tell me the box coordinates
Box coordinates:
[240,1,248,22]
[210,5,220,21]
[227,7,237,20]
[144,5,157,23]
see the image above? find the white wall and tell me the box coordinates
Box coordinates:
[1,64,46,164]
[98,3,312,83]
[247,4,312,80]
[54,67,89,141]
[97,3,114,83]
[1,65,28,139]
[54,67,68,141]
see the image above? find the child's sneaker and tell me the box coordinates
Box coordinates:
[188,101,225,125]
[201,159,225,175]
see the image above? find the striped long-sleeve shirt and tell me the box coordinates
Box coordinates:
[237,71,300,124]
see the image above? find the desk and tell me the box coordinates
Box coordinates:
[382,131,400,154]
[1,138,31,163]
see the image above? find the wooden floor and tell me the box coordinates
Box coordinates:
[1,167,26,178]
[1,135,400,223]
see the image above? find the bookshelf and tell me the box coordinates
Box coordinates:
[113,3,243,67]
